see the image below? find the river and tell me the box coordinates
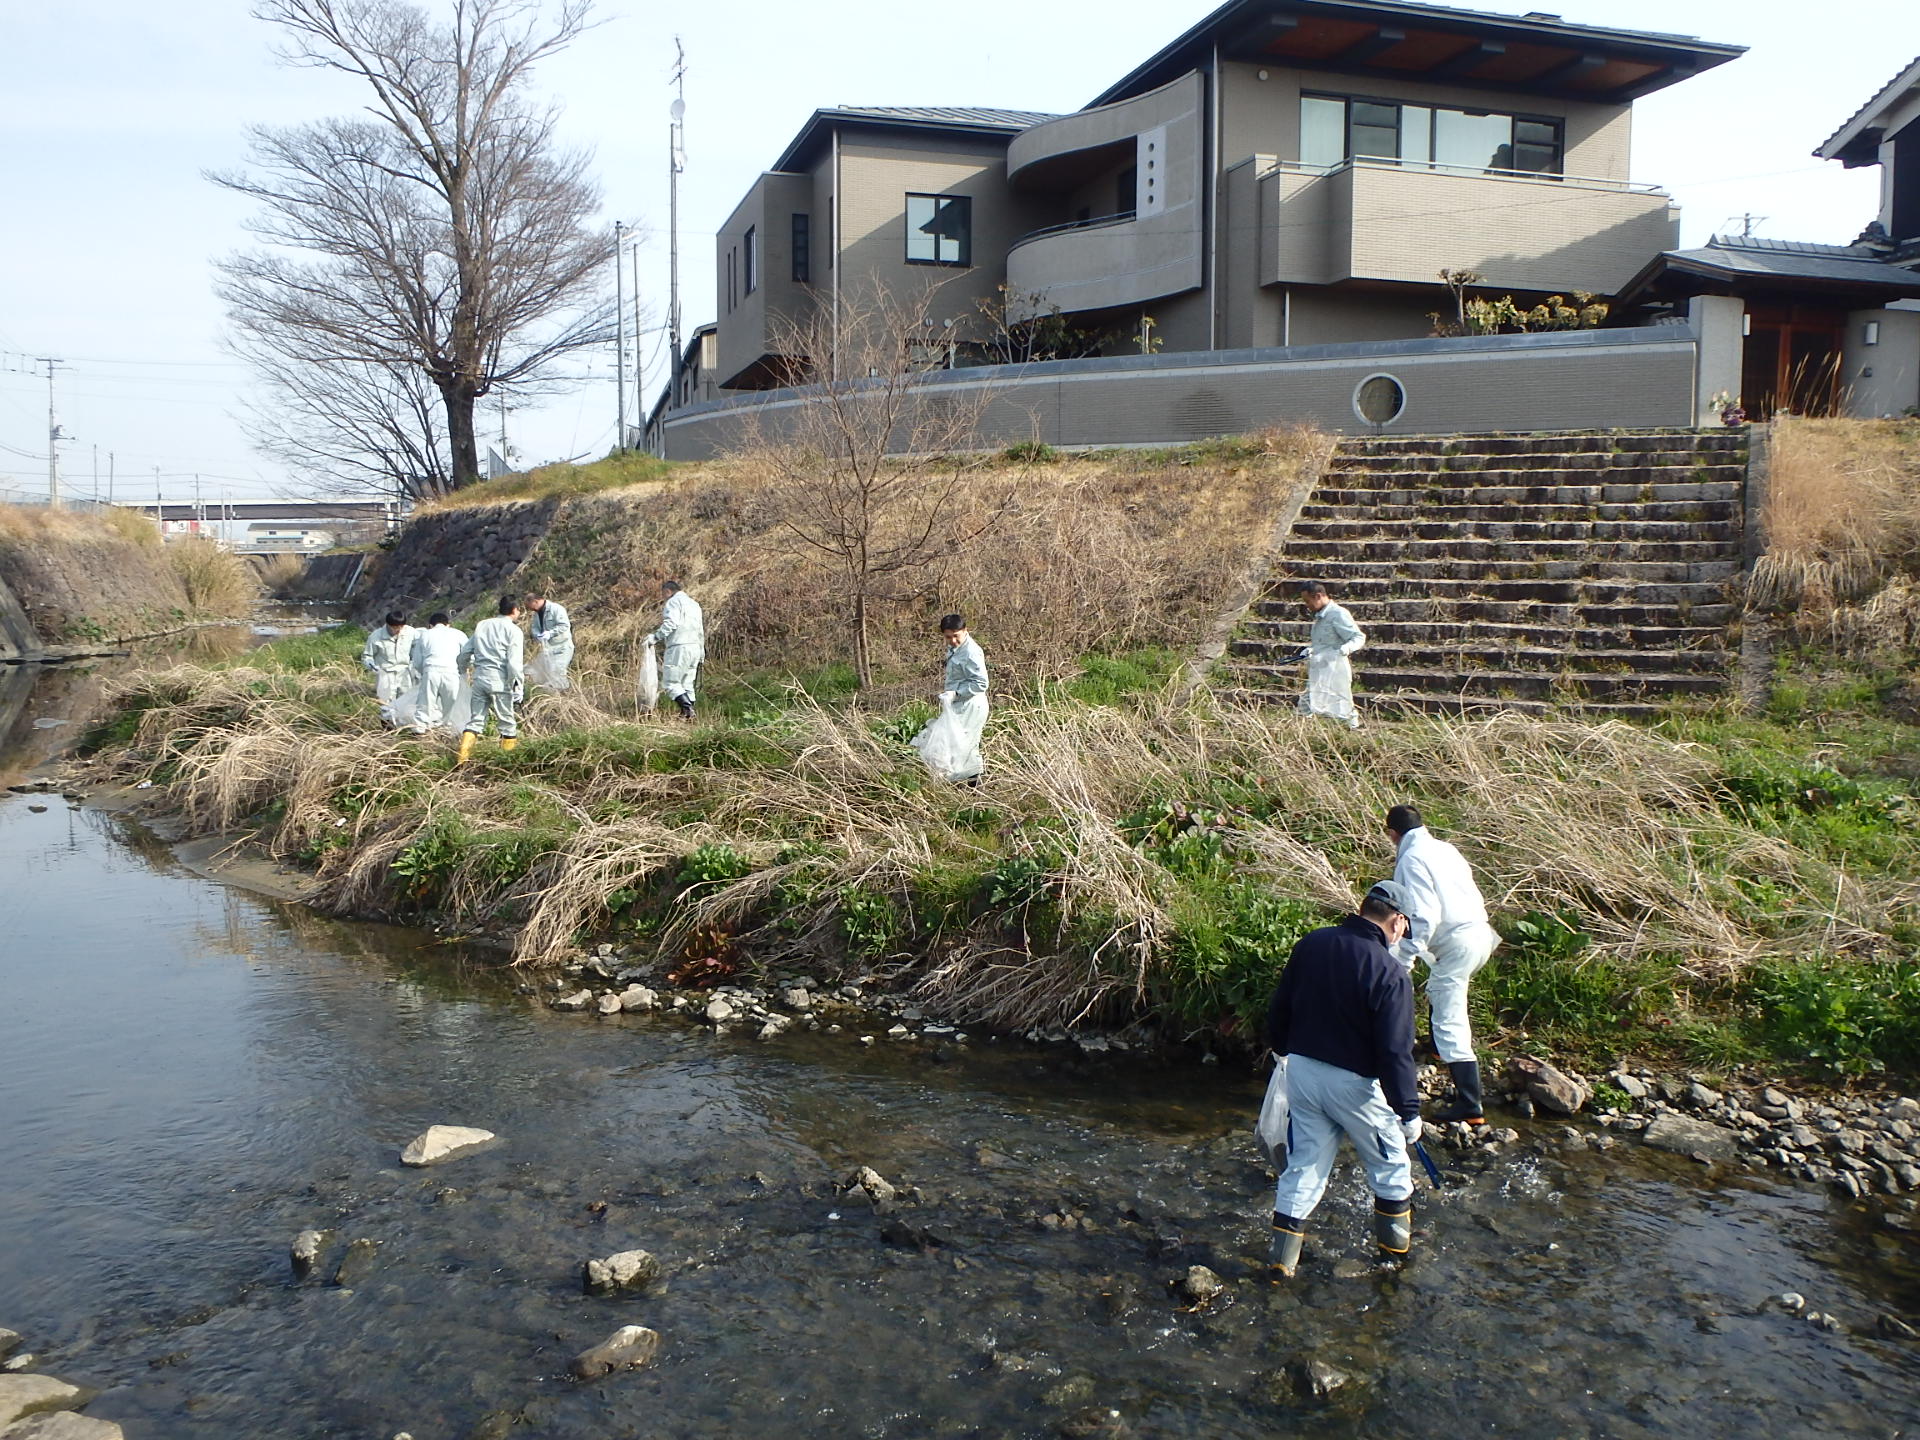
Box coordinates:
[2,643,1918,1438]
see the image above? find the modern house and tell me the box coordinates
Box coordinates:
[1616,55,1920,419]
[687,0,1742,405]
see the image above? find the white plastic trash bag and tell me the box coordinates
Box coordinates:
[637,640,660,711]
[526,649,569,692]
[391,676,470,734]
[1255,1056,1290,1169]
[910,693,987,782]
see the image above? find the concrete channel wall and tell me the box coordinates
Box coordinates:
[659,321,1703,461]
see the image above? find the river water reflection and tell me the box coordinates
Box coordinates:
[1,660,1918,1439]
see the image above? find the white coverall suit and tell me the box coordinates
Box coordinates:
[361,624,417,724]
[407,625,467,734]
[529,600,574,691]
[1298,601,1366,729]
[460,615,526,738]
[1392,826,1501,1065]
[938,636,990,782]
[647,591,705,705]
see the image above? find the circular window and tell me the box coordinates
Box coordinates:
[1353,373,1406,426]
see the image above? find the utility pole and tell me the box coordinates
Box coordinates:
[668,38,687,401]
[631,239,645,431]
[615,218,628,448]
[38,358,64,510]
[154,466,164,531]
[108,451,115,506]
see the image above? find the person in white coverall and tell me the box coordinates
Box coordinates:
[457,595,525,762]
[1387,803,1502,1125]
[936,612,989,783]
[361,611,417,725]
[525,594,573,690]
[1263,880,1423,1277]
[1294,582,1366,729]
[407,612,467,734]
[644,580,705,720]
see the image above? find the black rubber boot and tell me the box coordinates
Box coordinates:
[1431,1060,1485,1125]
[675,695,695,720]
[1373,1197,1413,1257]
[1269,1212,1307,1278]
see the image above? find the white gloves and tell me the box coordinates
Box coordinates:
[642,632,656,647]
[1402,1117,1424,1144]
[937,690,956,705]
[512,682,524,702]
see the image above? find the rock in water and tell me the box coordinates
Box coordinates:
[332,1238,379,1287]
[400,1125,497,1166]
[1642,1113,1741,1164]
[594,993,624,1016]
[705,997,736,1025]
[1181,1266,1225,1303]
[570,1325,661,1379]
[844,1166,896,1211]
[0,1375,94,1428]
[583,1250,662,1295]
[0,1330,19,1363]
[1506,1056,1589,1115]
[550,990,593,1012]
[6,1415,128,1439]
[1291,1358,1353,1398]
[618,986,658,1013]
[290,1229,328,1279]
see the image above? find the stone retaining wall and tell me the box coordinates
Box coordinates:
[353,499,560,626]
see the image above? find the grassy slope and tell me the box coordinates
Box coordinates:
[82,427,1920,1080]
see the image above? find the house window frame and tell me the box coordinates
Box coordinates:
[742,225,758,295]
[792,212,811,284]
[1299,90,1565,177]
[905,192,972,267]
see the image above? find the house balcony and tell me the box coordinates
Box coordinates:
[1005,210,1201,320]
[1258,157,1679,298]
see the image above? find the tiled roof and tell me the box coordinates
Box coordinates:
[1818,55,1920,160]
[827,105,1059,130]
[1665,236,1920,290]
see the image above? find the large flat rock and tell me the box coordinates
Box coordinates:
[1642,1112,1741,1164]
[3,1411,126,1438]
[400,1125,498,1167]
[0,1375,92,1429]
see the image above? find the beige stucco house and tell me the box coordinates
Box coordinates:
[682,0,1747,407]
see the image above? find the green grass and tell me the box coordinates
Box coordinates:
[240,625,365,672]
[430,450,678,508]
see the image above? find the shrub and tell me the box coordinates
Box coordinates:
[1750,956,1920,1075]
[167,536,260,617]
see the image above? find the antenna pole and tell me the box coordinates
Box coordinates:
[615,218,628,448]
[669,38,687,401]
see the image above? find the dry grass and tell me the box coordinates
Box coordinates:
[166,536,261,618]
[1750,417,1920,640]
[92,656,1909,1035]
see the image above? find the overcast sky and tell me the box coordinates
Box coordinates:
[0,0,1904,506]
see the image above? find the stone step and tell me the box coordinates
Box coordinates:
[1349,431,1747,457]
[1289,518,1741,544]
[1226,686,1673,722]
[1276,556,1740,583]
[1310,480,1742,506]
[1230,637,1727,673]
[1282,537,1738,565]
[1330,453,1746,475]
[1230,663,1725,700]
[1297,499,1741,525]
[1251,596,1737,626]
[1238,618,1727,651]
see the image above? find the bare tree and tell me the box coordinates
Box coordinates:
[212,0,616,491]
[236,342,453,503]
[732,282,1021,688]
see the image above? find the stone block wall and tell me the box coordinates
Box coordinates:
[353,499,561,626]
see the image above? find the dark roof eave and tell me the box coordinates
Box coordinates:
[1088,0,1743,109]
[773,110,1036,173]
[1617,252,1920,308]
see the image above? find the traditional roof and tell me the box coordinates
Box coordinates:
[1616,234,1920,308]
[771,106,1059,173]
[1818,56,1920,167]
[1090,0,1743,109]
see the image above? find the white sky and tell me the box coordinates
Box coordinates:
[0,0,1905,506]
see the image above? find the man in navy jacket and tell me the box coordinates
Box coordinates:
[1265,880,1422,1276]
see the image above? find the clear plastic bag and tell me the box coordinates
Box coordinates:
[637,640,659,711]
[911,694,986,782]
[1255,1056,1289,1169]
[526,650,568,692]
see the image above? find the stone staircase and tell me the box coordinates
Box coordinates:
[1225,429,1749,718]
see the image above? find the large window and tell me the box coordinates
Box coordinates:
[1299,94,1563,176]
[742,226,757,295]
[792,212,810,284]
[906,193,971,266]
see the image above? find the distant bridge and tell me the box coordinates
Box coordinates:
[125,501,398,522]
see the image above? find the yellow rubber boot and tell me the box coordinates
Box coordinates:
[456,731,478,765]
[500,737,518,752]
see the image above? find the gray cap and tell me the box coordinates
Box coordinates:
[1365,879,1416,914]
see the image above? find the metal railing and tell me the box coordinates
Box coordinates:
[1008,209,1139,252]
[1268,155,1666,195]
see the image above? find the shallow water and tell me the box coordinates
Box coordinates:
[2,666,1918,1439]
